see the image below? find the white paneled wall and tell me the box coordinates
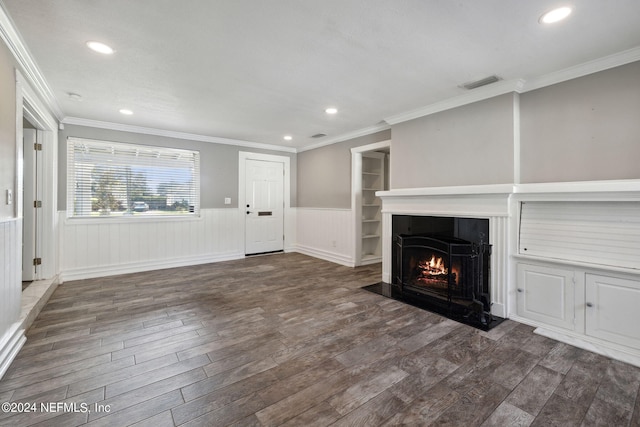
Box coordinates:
[60,207,357,279]
[60,209,244,281]
[294,208,354,266]
[489,216,509,317]
[0,218,25,379]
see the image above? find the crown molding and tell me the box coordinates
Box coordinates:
[296,123,391,153]
[384,79,526,125]
[384,46,640,127]
[521,46,640,93]
[0,2,64,120]
[61,116,297,153]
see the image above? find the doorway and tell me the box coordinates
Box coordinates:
[17,71,58,282]
[238,152,291,256]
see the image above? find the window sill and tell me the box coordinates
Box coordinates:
[64,213,203,225]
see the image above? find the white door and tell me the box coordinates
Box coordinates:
[245,159,284,254]
[22,128,38,280]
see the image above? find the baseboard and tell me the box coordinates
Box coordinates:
[61,252,245,282]
[60,246,357,282]
[359,256,382,266]
[293,244,355,267]
[511,314,640,369]
[0,322,26,380]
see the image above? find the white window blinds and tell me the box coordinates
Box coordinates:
[67,137,200,218]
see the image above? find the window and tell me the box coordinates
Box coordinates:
[67,137,200,218]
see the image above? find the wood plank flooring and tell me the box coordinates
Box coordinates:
[1,252,640,426]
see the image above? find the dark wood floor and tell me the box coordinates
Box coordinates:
[1,253,640,426]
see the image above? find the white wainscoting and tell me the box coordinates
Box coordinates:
[294,208,355,267]
[60,208,244,281]
[0,218,26,379]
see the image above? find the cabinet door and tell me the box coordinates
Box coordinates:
[517,263,576,330]
[586,274,640,349]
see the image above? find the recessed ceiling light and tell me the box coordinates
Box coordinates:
[325,107,338,115]
[539,7,572,24]
[283,135,293,141]
[86,41,114,55]
[119,109,133,115]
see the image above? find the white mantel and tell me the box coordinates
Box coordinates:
[378,184,513,318]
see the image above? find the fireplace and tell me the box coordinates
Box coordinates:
[391,215,495,328]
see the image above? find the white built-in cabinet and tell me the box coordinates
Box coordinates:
[585,274,640,349]
[360,152,385,264]
[517,262,640,351]
[514,193,640,365]
[517,263,578,331]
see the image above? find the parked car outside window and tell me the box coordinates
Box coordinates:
[133,201,149,212]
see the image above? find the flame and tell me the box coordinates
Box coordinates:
[418,255,447,276]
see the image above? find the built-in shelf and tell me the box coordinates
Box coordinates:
[359,152,385,265]
[351,140,390,267]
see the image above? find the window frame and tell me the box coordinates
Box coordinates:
[66,137,201,220]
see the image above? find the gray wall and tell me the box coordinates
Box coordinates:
[520,61,640,183]
[389,61,640,188]
[58,125,297,209]
[296,130,391,208]
[391,93,515,189]
[0,41,16,220]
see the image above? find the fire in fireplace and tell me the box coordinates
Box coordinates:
[411,250,461,292]
[392,216,493,328]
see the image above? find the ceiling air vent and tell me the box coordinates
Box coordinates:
[461,75,502,90]
[311,133,327,138]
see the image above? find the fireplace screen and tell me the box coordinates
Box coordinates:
[398,235,478,300]
[405,248,466,298]
[394,233,492,326]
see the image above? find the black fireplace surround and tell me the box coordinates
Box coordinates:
[391,215,498,329]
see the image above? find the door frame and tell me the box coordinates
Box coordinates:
[16,71,58,281]
[238,151,291,255]
[21,127,38,281]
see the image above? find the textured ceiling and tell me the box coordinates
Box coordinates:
[3,0,640,150]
